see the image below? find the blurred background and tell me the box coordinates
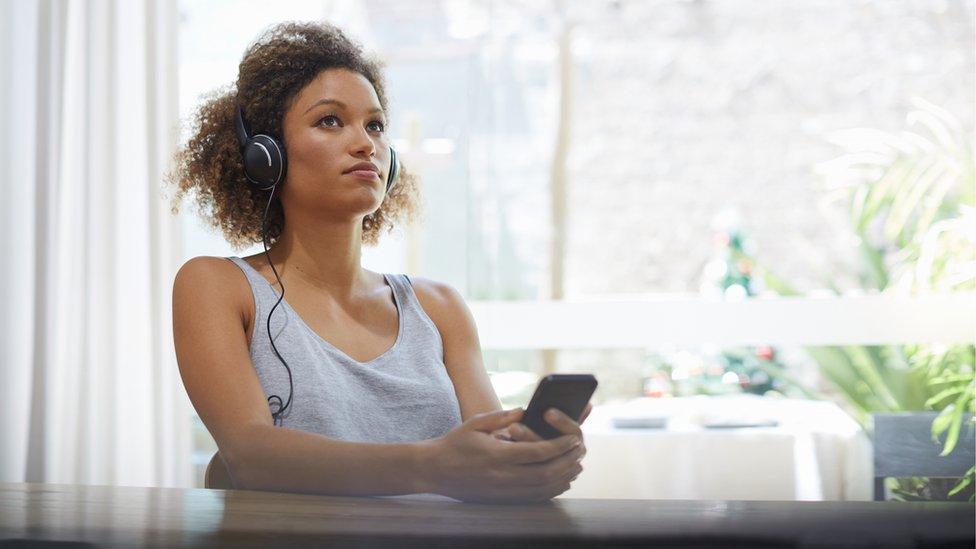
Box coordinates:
[2,0,973,502]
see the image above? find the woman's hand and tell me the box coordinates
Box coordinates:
[496,404,591,484]
[420,408,585,504]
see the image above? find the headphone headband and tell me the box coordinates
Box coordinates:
[234,106,251,148]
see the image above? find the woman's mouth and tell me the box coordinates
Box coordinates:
[345,170,380,180]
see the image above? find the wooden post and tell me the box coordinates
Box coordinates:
[543,2,574,376]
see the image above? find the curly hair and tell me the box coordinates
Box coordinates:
[166,21,422,249]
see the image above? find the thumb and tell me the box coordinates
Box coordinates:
[466,407,523,433]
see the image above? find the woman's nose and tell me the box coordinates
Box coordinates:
[350,127,376,157]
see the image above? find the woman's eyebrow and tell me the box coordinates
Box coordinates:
[304,98,384,116]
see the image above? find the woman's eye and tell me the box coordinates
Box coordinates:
[318,115,383,132]
[319,115,340,127]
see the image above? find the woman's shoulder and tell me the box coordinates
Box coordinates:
[173,256,253,316]
[401,275,470,328]
[175,255,247,285]
[403,275,455,303]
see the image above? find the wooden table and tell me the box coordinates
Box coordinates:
[1,482,972,548]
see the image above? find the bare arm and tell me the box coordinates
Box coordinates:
[217,425,435,495]
[172,257,433,495]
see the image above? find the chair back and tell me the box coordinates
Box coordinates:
[872,412,975,500]
[204,452,234,490]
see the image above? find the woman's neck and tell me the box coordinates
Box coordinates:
[265,217,372,301]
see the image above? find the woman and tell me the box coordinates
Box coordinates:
[167,21,590,503]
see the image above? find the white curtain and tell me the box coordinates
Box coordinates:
[0,0,193,488]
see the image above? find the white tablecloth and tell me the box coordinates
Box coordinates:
[561,395,872,501]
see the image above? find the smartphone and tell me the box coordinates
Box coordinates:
[519,374,598,440]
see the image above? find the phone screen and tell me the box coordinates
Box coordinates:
[520,374,598,439]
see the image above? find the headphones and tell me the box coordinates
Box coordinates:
[234,105,399,192]
[234,105,400,425]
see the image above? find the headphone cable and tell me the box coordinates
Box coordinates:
[261,184,294,426]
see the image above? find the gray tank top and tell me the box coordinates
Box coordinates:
[226,256,462,443]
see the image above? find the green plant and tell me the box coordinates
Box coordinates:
[744,97,975,500]
[886,476,974,502]
[911,343,976,498]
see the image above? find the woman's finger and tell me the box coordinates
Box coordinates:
[491,426,514,441]
[544,408,583,437]
[498,433,580,465]
[466,408,527,442]
[509,422,544,442]
[512,444,585,487]
[579,403,593,425]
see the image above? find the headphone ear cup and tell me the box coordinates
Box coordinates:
[386,147,400,192]
[242,134,287,190]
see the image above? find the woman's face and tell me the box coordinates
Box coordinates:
[279,68,391,222]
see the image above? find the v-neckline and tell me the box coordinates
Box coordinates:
[236,257,403,365]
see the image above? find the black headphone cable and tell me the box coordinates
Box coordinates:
[260,183,293,426]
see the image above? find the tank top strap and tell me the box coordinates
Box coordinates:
[383,272,408,302]
[385,273,445,360]
[226,256,284,318]
[383,273,416,330]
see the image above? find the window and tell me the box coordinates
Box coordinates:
[177,0,974,486]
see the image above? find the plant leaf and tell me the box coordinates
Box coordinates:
[939,402,965,456]
[947,465,974,497]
